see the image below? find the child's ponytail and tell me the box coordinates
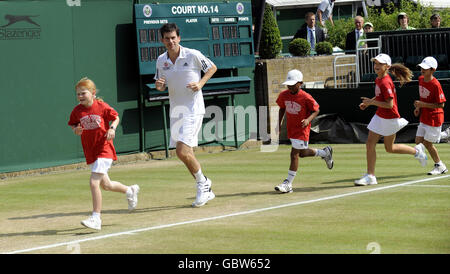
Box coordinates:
[389,64,413,87]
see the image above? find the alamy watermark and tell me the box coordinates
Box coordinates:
[170,105,280,152]
[366,242,381,254]
[66,0,81,7]
[67,242,81,254]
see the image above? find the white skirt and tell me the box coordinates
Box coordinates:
[367,114,408,136]
[90,158,113,174]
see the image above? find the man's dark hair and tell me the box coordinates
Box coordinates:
[430,13,440,20]
[159,23,180,38]
[305,11,315,20]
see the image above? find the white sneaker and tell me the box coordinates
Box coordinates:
[428,163,448,175]
[414,143,428,167]
[440,127,450,142]
[127,185,140,211]
[192,178,215,207]
[81,215,101,230]
[274,179,293,193]
[354,174,378,186]
[322,146,334,170]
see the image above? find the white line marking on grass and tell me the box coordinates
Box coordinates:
[404,184,450,188]
[5,175,450,254]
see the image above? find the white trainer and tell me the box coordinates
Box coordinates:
[427,163,448,175]
[322,146,334,170]
[81,215,101,230]
[127,184,140,211]
[440,127,450,142]
[274,179,293,193]
[414,143,428,167]
[354,174,378,186]
[192,178,215,207]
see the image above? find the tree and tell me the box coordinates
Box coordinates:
[259,4,282,59]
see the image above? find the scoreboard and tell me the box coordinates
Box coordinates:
[134,1,255,76]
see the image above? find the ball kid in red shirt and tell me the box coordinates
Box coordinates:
[274,70,333,194]
[68,77,139,230]
[414,57,447,175]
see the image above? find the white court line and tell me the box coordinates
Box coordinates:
[404,184,450,188]
[5,174,450,254]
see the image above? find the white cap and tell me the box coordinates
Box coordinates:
[371,53,391,66]
[363,22,373,28]
[418,56,438,69]
[282,69,303,85]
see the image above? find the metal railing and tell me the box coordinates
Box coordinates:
[333,54,357,88]
[356,38,381,84]
[368,28,450,71]
[333,29,450,87]
[381,31,450,70]
[333,39,381,88]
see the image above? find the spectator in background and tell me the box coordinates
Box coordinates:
[345,15,364,53]
[316,0,335,28]
[358,22,374,49]
[363,22,374,33]
[430,13,441,28]
[293,12,325,52]
[397,12,416,30]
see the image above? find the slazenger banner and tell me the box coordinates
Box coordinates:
[0,14,41,40]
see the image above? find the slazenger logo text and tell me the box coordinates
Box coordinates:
[0,14,41,40]
[0,28,41,40]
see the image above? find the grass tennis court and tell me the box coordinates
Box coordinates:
[1,144,449,254]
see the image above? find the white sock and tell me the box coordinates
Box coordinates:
[194,169,206,183]
[126,187,132,196]
[92,212,101,220]
[315,149,327,158]
[436,161,444,166]
[286,170,297,184]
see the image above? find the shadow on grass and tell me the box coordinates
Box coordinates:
[0,226,110,238]
[292,185,354,192]
[321,172,425,185]
[9,205,190,221]
[214,184,355,198]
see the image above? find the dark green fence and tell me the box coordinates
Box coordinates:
[0,0,256,173]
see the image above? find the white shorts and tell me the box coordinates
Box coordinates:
[90,158,113,174]
[290,139,309,150]
[416,122,442,143]
[367,114,408,136]
[170,114,203,148]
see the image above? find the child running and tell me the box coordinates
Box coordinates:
[274,69,333,193]
[414,56,447,175]
[355,54,428,186]
[68,77,139,230]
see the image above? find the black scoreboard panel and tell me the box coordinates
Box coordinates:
[135,2,255,75]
